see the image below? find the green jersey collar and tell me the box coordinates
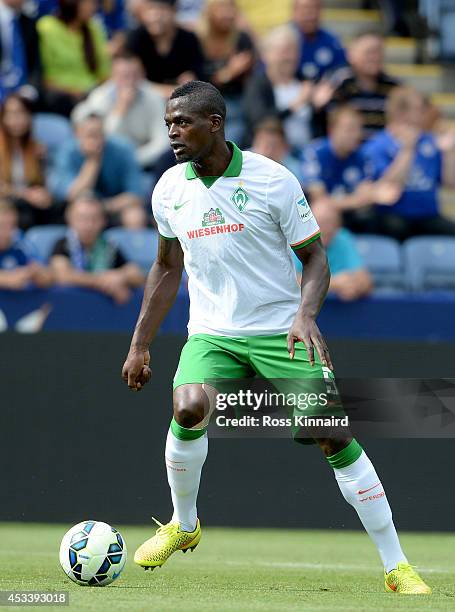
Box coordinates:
[185,141,242,180]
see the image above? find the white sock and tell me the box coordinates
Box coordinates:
[333,450,407,572]
[165,428,208,532]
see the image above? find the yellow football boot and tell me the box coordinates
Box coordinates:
[385,562,432,594]
[134,517,201,570]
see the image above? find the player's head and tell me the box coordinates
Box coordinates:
[348,29,384,79]
[311,201,341,247]
[0,199,18,250]
[66,194,106,247]
[327,105,363,154]
[386,86,425,130]
[166,81,226,163]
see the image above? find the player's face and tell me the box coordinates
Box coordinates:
[165,98,217,163]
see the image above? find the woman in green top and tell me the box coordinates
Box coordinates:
[38,0,111,117]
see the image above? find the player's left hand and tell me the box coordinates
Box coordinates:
[287,315,333,370]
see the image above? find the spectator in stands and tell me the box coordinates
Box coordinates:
[121,202,148,229]
[37,0,110,117]
[0,93,54,230]
[0,0,42,102]
[126,0,204,99]
[328,30,399,138]
[50,194,144,303]
[301,105,399,231]
[295,200,373,301]
[291,0,346,82]
[197,0,255,143]
[363,86,455,241]
[0,199,53,288]
[251,118,303,183]
[37,0,127,57]
[72,53,168,169]
[49,113,144,224]
[243,24,312,150]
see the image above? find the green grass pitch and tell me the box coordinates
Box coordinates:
[1,524,454,611]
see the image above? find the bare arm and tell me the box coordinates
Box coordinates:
[288,238,333,369]
[130,237,183,348]
[122,237,184,390]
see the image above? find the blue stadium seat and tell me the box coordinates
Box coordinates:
[403,236,455,291]
[354,234,404,289]
[33,113,73,162]
[24,225,67,262]
[104,228,159,274]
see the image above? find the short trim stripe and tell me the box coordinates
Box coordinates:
[290,231,321,251]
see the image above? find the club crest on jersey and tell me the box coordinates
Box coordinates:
[296,195,312,221]
[231,186,249,212]
[202,207,225,227]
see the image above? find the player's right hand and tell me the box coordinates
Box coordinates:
[122,348,152,392]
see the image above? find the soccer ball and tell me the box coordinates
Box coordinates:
[59,520,127,586]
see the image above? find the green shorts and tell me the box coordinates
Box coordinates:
[173,334,344,442]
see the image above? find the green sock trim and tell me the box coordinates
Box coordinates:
[170,418,207,441]
[326,439,363,469]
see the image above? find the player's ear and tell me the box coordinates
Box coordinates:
[209,114,223,133]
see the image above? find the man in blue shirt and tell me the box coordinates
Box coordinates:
[294,200,373,301]
[291,0,346,82]
[363,86,455,240]
[50,114,144,225]
[301,105,399,231]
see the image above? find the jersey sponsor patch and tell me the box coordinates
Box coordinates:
[296,195,313,222]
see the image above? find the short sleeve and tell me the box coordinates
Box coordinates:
[267,168,320,251]
[151,179,177,240]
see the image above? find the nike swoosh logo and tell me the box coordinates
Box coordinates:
[358,482,380,495]
[174,201,189,210]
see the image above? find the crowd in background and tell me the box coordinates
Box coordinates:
[0,0,455,305]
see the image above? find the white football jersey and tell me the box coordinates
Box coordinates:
[152,143,320,337]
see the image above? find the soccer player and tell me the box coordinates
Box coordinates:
[122,81,431,595]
